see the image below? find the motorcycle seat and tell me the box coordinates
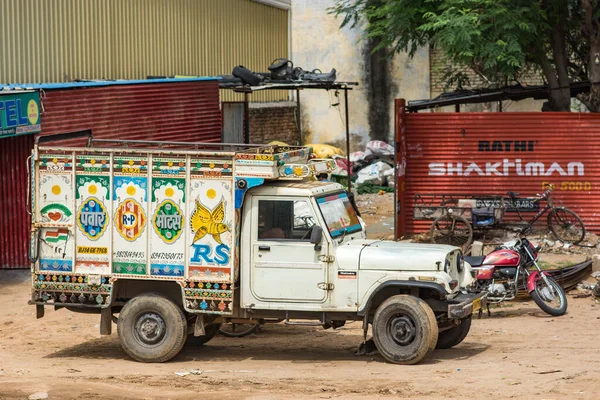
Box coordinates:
[507,191,520,198]
[464,255,486,267]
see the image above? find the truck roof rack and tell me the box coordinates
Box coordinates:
[90,138,268,151]
[35,137,336,181]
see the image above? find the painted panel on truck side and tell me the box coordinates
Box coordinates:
[112,156,149,276]
[184,158,234,313]
[74,155,111,274]
[37,154,74,272]
[149,158,186,277]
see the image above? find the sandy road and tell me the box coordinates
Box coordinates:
[0,270,599,400]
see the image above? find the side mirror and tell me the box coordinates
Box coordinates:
[310,225,323,250]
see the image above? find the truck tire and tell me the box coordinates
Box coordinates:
[185,323,222,346]
[435,317,472,349]
[372,295,438,365]
[117,294,187,363]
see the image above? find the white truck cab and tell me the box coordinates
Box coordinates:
[29,138,485,365]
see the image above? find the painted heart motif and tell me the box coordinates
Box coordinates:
[48,211,62,221]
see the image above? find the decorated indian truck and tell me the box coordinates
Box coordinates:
[29,137,486,365]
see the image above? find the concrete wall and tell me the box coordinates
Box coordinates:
[291,0,430,151]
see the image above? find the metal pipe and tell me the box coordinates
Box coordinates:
[91,139,267,148]
[344,89,351,193]
[296,88,302,145]
[244,92,250,144]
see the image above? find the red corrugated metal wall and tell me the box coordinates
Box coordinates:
[0,81,222,268]
[402,112,600,234]
[0,134,34,268]
[40,81,222,142]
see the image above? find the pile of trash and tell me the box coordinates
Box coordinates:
[574,271,600,298]
[349,140,395,194]
[270,139,396,195]
[220,58,337,87]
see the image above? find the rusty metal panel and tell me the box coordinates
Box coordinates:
[0,0,288,102]
[38,81,222,144]
[401,112,600,234]
[0,134,34,269]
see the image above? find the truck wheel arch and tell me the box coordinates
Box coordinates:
[357,281,447,318]
[111,279,184,308]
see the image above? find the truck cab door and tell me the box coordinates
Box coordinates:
[250,197,329,303]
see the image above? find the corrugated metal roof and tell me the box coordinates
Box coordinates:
[1,77,218,91]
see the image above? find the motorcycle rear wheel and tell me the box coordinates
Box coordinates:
[436,317,472,349]
[530,276,567,316]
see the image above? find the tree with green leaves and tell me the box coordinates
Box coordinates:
[331,0,600,112]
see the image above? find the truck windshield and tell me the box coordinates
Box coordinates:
[316,192,362,238]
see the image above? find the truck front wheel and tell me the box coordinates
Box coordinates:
[117,294,187,363]
[372,295,438,365]
[436,317,472,349]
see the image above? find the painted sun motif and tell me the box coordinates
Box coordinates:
[126,186,137,196]
[79,181,108,199]
[51,185,61,195]
[206,188,217,199]
[154,183,183,203]
[116,181,146,201]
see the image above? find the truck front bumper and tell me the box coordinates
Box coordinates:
[447,292,488,319]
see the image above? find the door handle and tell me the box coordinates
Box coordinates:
[258,245,271,251]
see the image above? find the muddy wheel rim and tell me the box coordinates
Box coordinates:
[388,314,417,346]
[134,312,167,346]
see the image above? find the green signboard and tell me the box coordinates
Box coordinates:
[0,91,41,139]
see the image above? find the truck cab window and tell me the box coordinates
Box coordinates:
[258,200,316,240]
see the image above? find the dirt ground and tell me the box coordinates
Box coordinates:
[1,193,599,399]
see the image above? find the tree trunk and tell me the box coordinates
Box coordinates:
[549,13,571,112]
[537,52,570,111]
[580,0,600,112]
[581,41,600,112]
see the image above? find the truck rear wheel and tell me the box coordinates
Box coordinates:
[185,323,222,346]
[372,295,438,365]
[436,317,472,349]
[117,294,187,363]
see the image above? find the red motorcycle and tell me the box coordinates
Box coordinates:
[464,238,567,316]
